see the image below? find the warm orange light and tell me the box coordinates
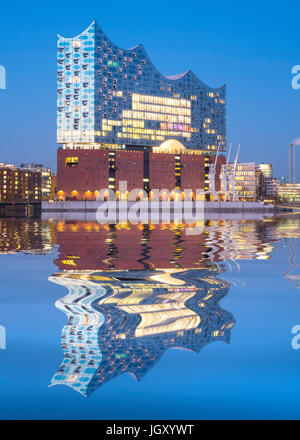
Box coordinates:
[56,221,65,232]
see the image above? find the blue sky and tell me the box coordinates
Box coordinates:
[0,0,299,178]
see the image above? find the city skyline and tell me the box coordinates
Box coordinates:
[1,0,300,179]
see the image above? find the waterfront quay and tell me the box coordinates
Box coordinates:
[42,200,276,213]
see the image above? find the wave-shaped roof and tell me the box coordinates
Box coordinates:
[58,20,225,91]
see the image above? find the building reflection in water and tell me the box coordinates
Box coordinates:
[0,218,56,254]
[2,216,300,264]
[49,268,235,397]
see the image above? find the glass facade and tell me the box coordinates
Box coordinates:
[57,20,226,152]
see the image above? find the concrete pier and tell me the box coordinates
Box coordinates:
[42,200,274,212]
[42,200,277,222]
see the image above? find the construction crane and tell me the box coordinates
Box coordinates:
[207,142,221,199]
[220,143,232,194]
[226,143,232,167]
[228,144,240,201]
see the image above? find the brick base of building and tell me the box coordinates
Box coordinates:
[57,148,225,201]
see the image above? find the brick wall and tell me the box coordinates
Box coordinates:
[57,149,109,200]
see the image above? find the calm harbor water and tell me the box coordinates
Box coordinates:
[1,214,300,419]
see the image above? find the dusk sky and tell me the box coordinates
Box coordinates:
[0,0,299,178]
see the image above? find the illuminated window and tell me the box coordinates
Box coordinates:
[65,157,79,168]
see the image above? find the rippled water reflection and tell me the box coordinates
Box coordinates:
[49,269,234,397]
[1,214,300,418]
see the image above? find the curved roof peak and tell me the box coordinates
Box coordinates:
[165,71,190,81]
